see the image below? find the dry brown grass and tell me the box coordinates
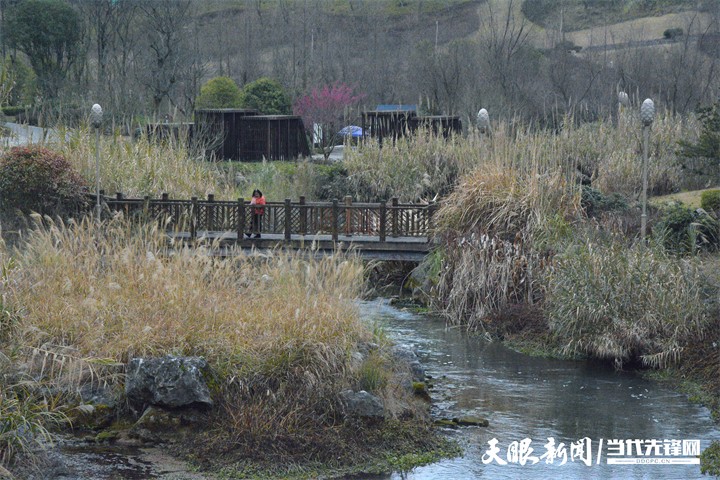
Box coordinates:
[546,240,713,369]
[0,206,439,472]
[428,112,696,331]
[6,215,367,369]
[53,128,236,199]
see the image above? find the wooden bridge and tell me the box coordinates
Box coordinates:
[103,193,437,261]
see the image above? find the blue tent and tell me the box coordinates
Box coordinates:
[338,125,363,138]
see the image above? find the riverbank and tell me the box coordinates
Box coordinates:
[362,297,720,479]
[0,217,457,479]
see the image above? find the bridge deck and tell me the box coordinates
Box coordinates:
[172,231,432,261]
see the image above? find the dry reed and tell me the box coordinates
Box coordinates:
[546,239,712,368]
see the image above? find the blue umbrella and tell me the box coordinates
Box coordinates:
[338,125,363,138]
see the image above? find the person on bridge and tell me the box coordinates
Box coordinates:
[245,189,266,238]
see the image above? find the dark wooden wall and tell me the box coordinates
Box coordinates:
[194,109,310,161]
[362,110,462,144]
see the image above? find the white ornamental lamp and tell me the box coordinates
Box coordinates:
[477,108,490,135]
[618,91,629,108]
[640,98,655,240]
[90,104,103,222]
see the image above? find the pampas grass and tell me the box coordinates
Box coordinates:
[0,214,376,460]
[546,239,712,368]
[54,127,235,199]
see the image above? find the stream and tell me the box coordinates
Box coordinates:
[45,298,719,479]
[360,298,720,480]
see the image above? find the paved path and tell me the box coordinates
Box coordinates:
[1,121,61,147]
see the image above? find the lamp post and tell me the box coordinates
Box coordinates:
[640,98,655,240]
[90,104,103,222]
[477,108,490,136]
[618,91,628,119]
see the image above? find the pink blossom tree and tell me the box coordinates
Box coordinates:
[293,82,365,160]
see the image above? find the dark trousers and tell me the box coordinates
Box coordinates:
[251,213,262,233]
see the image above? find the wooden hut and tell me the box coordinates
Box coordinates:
[194,109,310,161]
[362,108,417,143]
[362,105,462,144]
[194,109,260,160]
[409,115,462,138]
[237,115,311,161]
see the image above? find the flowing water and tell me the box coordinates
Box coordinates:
[46,297,719,479]
[358,298,720,480]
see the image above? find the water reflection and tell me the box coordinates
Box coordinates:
[359,298,720,480]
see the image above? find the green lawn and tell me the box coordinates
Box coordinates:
[651,187,720,209]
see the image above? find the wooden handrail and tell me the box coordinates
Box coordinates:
[99,193,436,241]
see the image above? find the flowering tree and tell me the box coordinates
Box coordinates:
[293,82,364,160]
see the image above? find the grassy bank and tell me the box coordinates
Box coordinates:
[393,113,720,433]
[0,215,447,476]
[48,127,349,203]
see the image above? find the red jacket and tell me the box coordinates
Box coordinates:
[251,196,266,215]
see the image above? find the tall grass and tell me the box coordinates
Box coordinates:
[1,232,68,469]
[546,238,713,369]
[17,127,344,203]
[53,127,236,199]
[8,215,366,364]
[0,215,380,462]
[420,113,698,330]
[343,131,481,202]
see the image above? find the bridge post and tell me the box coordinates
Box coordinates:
[428,202,438,240]
[332,199,339,242]
[238,198,245,240]
[143,195,150,222]
[190,196,198,240]
[391,197,399,237]
[299,196,306,235]
[206,194,214,231]
[284,198,292,241]
[114,192,123,215]
[379,200,387,242]
[344,196,352,237]
[161,192,169,227]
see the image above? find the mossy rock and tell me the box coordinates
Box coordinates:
[70,403,116,430]
[412,382,431,402]
[133,405,182,430]
[94,430,120,443]
[453,416,489,427]
[433,418,458,429]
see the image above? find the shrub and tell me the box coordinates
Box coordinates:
[195,76,242,110]
[0,145,86,215]
[581,186,628,216]
[546,240,710,369]
[239,77,291,115]
[654,202,720,254]
[701,440,720,476]
[1,106,29,117]
[701,189,720,213]
[663,27,683,40]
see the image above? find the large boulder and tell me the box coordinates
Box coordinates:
[125,356,213,409]
[340,389,385,420]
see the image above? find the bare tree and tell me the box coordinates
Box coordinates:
[135,0,196,117]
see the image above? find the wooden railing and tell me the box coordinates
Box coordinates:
[100,192,437,242]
